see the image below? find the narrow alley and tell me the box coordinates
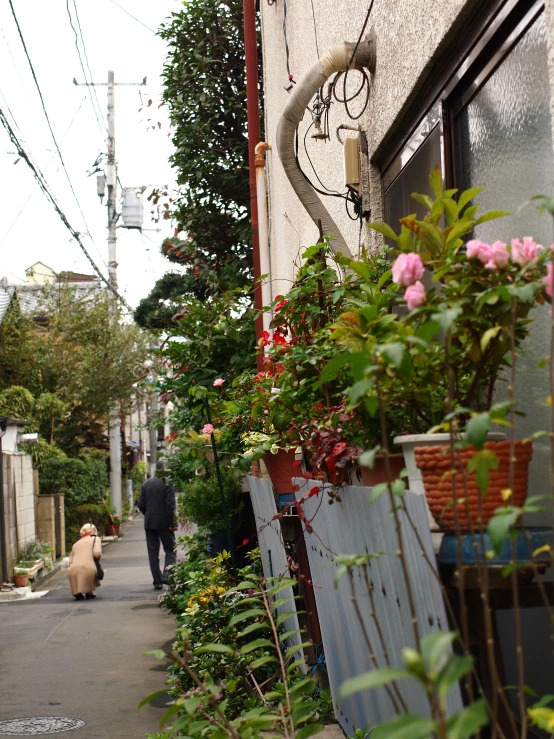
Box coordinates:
[0,519,175,738]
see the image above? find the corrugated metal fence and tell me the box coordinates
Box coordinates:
[247,475,462,734]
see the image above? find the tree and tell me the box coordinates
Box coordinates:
[134,0,258,330]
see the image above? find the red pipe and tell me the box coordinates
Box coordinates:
[243,0,264,372]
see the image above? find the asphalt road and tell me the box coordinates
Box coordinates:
[0,517,177,738]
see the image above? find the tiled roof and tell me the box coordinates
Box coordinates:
[0,285,16,327]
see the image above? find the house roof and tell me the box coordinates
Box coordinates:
[57,271,99,283]
[0,285,16,328]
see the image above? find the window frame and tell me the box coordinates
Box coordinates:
[380,0,546,197]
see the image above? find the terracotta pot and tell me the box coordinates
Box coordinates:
[106,523,120,537]
[414,440,532,533]
[14,574,29,587]
[357,454,405,486]
[262,450,298,494]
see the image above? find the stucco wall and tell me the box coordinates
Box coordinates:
[259,0,484,295]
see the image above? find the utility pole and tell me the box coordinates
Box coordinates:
[74,71,146,515]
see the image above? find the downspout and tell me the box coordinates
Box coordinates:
[243,0,264,371]
[276,33,376,257]
[255,142,272,335]
[0,418,7,584]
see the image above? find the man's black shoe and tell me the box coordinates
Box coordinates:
[154,583,163,590]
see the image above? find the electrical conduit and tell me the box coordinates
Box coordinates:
[276,33,376,257]
[255,142,272,336]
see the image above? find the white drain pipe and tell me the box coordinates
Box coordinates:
[276,32,376,257]
[255,142,272,335]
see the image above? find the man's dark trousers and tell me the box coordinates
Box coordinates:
[138,475,177,585]
[145,528,176,585]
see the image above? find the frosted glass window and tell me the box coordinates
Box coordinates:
[456,12,554,501]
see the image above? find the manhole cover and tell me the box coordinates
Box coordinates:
[0,718,85,735]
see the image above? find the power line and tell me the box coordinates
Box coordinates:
[310,0,320,59]
[0,106,131,311]
[108,0,156,34]
[8,0,98,246]
[68,0,108,138]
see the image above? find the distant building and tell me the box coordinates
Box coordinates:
[25,262,58,285]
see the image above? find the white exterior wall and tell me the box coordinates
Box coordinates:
[259,0,554,286]
[1,452,36,575]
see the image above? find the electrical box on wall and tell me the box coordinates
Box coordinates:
[343,136,360,193]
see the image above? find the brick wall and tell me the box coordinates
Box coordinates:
[1,452,36,577]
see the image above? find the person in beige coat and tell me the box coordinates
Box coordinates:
[68,523,102,600]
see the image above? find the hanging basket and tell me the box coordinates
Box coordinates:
[262,449,298,494]
[414,440,532,533]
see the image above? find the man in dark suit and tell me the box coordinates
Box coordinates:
[138,460,177,590]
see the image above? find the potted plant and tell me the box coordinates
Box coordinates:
[101,497,121,536]
[13,567,30,587]
[337,168,549,531]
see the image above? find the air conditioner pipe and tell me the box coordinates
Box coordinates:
[276,32,376,257]
[255,142,272,336]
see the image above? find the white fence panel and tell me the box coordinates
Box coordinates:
[294,478,462,735]
[246,476,304,665]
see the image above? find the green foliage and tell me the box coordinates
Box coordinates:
[178,471,244,535]
[0,385,34,420]
[340,631,488,739]
[21,439,66,469]
[74,503,107,533]
[131,461,148,501]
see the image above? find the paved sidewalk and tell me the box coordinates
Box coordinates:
[0,517,177,738]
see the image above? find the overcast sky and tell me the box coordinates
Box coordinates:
[0,0,182,308]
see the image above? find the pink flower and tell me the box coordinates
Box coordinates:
[544,263,553,298]
[511,236,541,266]
[487,241,509,269]
[202,424,214,435]
[213,378,225,387]
[404,281,426,310]
[392,252,425,287]
[466,239,492,264]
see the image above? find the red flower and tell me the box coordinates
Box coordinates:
[307,486,319,498]
[275,299,287,312]
[272,331,288,346]
[332,442,348,457]
[261,330,271,347]
[276,363,285,373]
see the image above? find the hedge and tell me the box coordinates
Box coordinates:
[39,457,108,511]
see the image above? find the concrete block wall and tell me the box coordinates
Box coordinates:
[1,452,36,577]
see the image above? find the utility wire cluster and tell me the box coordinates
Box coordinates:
[0,106,131,312]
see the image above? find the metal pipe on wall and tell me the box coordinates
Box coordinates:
[0,418,7,584]
[255,142,272,335]
[243,0,263,371]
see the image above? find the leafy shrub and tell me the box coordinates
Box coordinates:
[130,461,147,501]
[22,439,66,470]
[39,457,108,506]
[0,385,34,419]
[178,471,244,534]
[74,503,107,533]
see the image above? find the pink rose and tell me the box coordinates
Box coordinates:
[404,281,426,310]
[544,263,553,298]
[392,252,424,287]
[511,236,541,266]
[213,378,225,387]
[467,239,492,264]
[486,241,509,269]
[202,424,214,435]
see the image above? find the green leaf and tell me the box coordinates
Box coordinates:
[239,639,275,654]
[438,654,474,699]
[295,723,324,739]
[391,479,406,497]
[348,379,373,404]
[372,714,436,739]
[193,643,234,655]
[429,166,443,198]
[339,667,410,700]
[318,352,351,385]
[268,578,296,597]
[358,447,379,469]
[142,649,166,661]
[280,628,304,643]
[237,621,270,638]
[368,221,398,242]
[473,210,510,226]
[248,655,278,670]
[465,413,491,450]
[487,507,520,553]
[159,703,182,728]
[480,325,502,354]
[411,192,434,211]
[276,610,302,626]
[467,448,499,494]
[457,187,483,212]
[380,342,405,369]
[229,608,266,627]
[444,220,474,247]
[369,482,388,504]
[432,307,462,333]
[290,678,317,699]
[447,699,488,739]
[421,631,457,674]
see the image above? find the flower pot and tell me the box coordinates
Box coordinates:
[394,433,506,497]
[262,449,298,494]
[357,454,405,486]
[106,523,120,537]
[414,439,532,534]
[14,574,29,587]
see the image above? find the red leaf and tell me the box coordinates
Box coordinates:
[241,538,249,546]
[307,486,319,498]
[332,442,347,457]
[326,456,336,472]
[292,460,301,468]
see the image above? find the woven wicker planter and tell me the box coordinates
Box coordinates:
[414,439,533,533]
[262,449,298,494]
